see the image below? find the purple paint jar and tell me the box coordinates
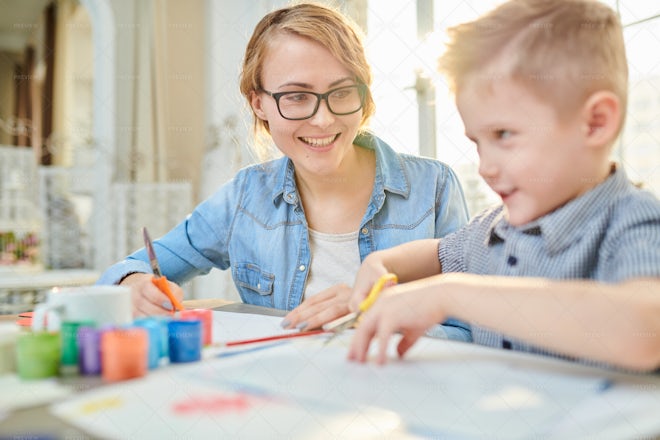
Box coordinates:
[77,326,102,375]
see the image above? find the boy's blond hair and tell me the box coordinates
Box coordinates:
[439,0,628,132]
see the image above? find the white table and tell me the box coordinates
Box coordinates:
[2,308,655,439]
[0,268,99,314]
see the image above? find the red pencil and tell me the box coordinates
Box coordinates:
[216,329,328,347]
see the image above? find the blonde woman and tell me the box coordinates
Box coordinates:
[99,3,469,341]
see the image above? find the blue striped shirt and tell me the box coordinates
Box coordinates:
[439,164,660,364]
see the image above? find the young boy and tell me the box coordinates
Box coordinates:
[346,0,660,372]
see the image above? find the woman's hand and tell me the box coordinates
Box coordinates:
[283,251,395,331]
[119,273,185,317]
[281,283,353,331]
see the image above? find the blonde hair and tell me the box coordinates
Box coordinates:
[439,0,628,128]
[240,3,374,158]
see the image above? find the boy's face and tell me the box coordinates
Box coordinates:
[457,77,595,226]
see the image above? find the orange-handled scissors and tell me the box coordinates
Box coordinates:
[322,273,398,343]
[142,227,185,312]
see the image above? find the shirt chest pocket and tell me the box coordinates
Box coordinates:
[232,262,275,307]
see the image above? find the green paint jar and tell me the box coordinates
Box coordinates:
[16,331,61,379]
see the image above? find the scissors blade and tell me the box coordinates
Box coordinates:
[142,227,162,277]
[322,312,359,345]
[322,273,398,344]
[323,311,359,333]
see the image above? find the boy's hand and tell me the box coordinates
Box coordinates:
[281,284,352,330]
[348,252,391,312]
[348,279,444,364]
[120,273,184,317]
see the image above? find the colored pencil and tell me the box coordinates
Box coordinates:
[215,329,328,347]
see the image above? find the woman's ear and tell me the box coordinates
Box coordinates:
[582,90,621,149]
[250,91,268,121]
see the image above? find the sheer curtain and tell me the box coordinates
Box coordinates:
[131,0,168,183]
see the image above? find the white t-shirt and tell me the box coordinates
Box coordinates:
[304,229,360,299]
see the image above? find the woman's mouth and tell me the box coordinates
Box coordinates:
[299,134,339,148]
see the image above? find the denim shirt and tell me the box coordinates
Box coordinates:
[98,133,469,325]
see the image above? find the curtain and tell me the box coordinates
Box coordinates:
[131,0,168,183]
[40,2,57,165]
[13,47,34,148]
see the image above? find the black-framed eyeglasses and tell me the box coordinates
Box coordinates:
[260,84,367,121]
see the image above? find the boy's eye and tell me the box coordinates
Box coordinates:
[496,129,512,140]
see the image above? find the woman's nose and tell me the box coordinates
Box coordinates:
[308,99,335,127]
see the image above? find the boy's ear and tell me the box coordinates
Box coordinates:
[582,91,621,148]
[250,91,268,121]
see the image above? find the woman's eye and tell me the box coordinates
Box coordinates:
[331,90,350,99]
[283,93,310,103]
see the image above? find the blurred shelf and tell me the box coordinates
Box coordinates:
[0,269,99,314]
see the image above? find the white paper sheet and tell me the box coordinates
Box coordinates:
[50,312,660,440]
[211,310,295,343]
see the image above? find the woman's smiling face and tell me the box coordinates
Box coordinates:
[250,33,364,179]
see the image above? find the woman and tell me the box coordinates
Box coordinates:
[98,3,469,337]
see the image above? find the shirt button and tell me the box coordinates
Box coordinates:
[507,256,518,266]
[298,265,306,271]
[361,227,369,235]
[257,283,261,289]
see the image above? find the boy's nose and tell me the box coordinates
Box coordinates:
[478,155,499,180]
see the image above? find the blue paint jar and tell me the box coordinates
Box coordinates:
[168,319,202,363]
[149,315,171,358]
[133,318,163,369]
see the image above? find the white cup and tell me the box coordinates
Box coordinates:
[0,323,20,374]
[32,285,133,331]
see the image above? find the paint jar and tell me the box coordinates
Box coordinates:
[60,320,96,375]
[180,309,213,345]
[168,320,202,363]
[77,326,102,375]
[16,331,61,379]
[101,327,148,382]
[149,315,171,358]
[133,318,163,369]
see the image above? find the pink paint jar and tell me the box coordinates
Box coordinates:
[180,309,213,346]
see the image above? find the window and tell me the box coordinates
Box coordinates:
[367,1,660,215]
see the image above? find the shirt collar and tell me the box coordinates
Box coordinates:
[270,131,410,206]
[358,132,410,197]
[489,163,630,255]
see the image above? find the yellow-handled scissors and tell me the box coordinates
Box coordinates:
[322,273,398,342]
